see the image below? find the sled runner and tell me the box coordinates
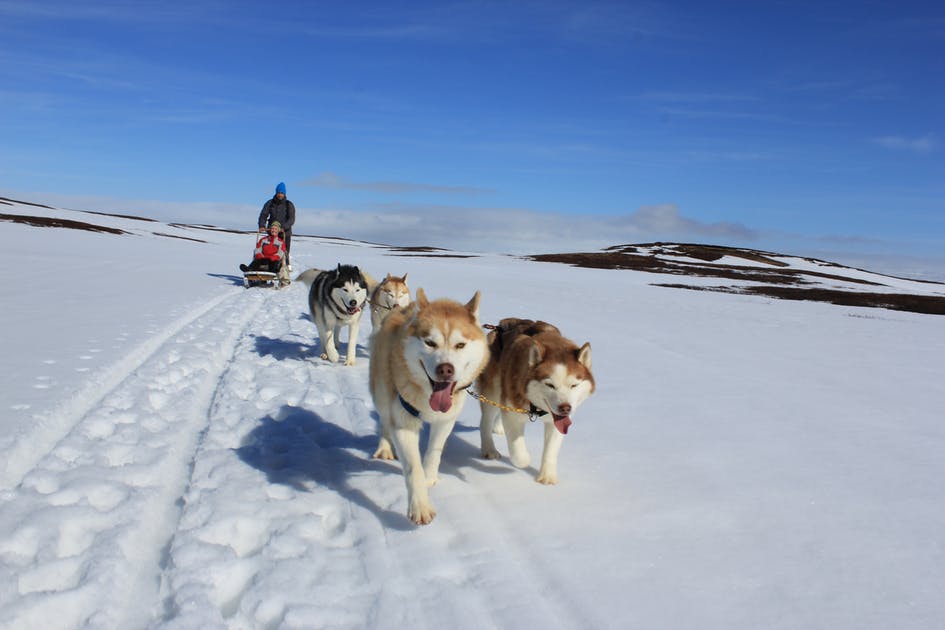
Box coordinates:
[243,270,282,288]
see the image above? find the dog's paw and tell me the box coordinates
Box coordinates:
[408,500,436,525]
[536,470,558,485]
[481,447,501,460]
[344,357,356,366]
[373,444,396,460]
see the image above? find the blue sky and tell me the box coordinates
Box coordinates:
[2,1,943,262]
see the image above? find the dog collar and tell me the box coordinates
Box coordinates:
[399,395,421,418]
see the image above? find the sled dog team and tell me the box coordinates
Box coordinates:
[297,264,596,525]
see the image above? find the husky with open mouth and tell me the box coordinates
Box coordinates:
[369,272,411,335]
[370,288,489,525]
[299,264,372,366]
[476,318,594,485]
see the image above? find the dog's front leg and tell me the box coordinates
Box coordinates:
[318,320,339,362]
[423,419,455,487]
[372,407,397,460]
[536,421,565,485]
[344,318,360,366]
[479,401,501,459]
[501,412,531,468]
[392,423,435,525]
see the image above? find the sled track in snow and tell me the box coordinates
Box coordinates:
[152,284,395,628]
[0,287,267,628]
[1,281,606,628]
[0,290,240,491]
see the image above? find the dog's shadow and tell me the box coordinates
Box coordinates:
[292,314,371,361]
[438,422,524,482]
[236,407,520,530]
[235,405,413,531]
[254,335,315,361]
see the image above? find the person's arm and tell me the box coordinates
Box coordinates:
[286,201,296,231]
[258,200,270,229]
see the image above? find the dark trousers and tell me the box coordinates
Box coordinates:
[243,258,282,273]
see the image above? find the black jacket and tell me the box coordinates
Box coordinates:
[258,197,296,231]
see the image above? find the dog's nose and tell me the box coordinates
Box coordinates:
[557,403,572,415]
[436,363,454,381]
[348,299,357,307]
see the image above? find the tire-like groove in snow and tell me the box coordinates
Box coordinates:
[1,290,238,490]
[0,288,266,629]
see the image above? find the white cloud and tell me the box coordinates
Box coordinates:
[291,202,756,254]
[610,204,756,240]
[300,172,493,196]
[0,191,755,255]
[871,133,938,153]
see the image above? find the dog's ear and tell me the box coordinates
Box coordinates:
[465,290,481,319]
[416,287,429,308]
[577,342,592,370]
[402,272,408,283]
[527,339,544,367]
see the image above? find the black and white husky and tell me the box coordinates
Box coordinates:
[297,264,373,366]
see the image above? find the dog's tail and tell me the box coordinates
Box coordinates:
[295,268,324,287]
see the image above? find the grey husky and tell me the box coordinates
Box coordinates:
[297,264,374,366]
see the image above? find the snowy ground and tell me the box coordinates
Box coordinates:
[1,200,944,629]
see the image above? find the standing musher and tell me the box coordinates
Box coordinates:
[258,182,296,271]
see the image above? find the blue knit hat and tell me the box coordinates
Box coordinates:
[275,182,286,195]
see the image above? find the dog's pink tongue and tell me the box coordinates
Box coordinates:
[429,381,456,412]
[553,414,573,435]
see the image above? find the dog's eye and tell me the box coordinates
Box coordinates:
[424,339,437,348]
[455,342,466,349]
[570,382,579,389]
[544,381,555,389]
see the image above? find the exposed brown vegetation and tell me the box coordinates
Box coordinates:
[529,248,881,286]
[0,197,56,210]
[531,244,945,316]
[6,197,942,316]
[151,231,207,243]
[82,209,157,222]
[0,213,127,235]
[654,283,945,316]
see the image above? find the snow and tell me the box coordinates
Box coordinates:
[2,200,944,629]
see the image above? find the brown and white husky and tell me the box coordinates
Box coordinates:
[369,273,411,334]
[369,288,490,525]
[476,318,594,485]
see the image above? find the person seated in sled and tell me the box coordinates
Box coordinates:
[240,221,286,274]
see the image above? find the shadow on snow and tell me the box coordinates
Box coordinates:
[253,333,370,362]
[235,404,414,531]
[235,405,518,530]
[207,272,245,287]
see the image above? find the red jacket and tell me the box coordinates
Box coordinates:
[254,234,286,262]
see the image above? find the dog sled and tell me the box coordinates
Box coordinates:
[242,270,284,289]
[241,226,291,289]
